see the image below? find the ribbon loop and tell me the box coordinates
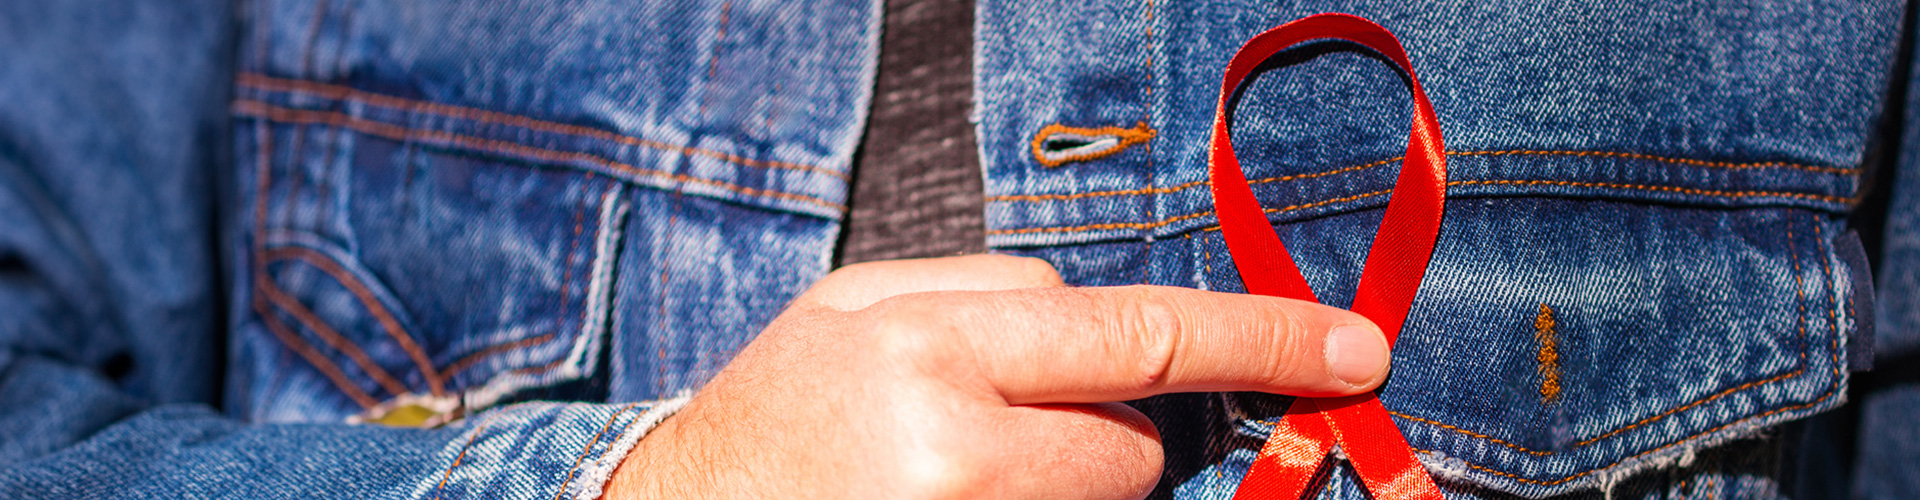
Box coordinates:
[1209,13,1448,500]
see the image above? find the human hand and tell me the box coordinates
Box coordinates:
[605,255,1389,499]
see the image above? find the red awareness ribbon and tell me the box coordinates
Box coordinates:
[1209,13,1448,500]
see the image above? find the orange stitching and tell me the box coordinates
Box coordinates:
[440,333,559,379]
[1029,122,1158,168]
[1139,0,1157,286]
[248,121,377,408]
[1814,222,1841,361]
[1395,215,1845,486]
[256,275,413,397]
[233,100,847,213]
[1387,219,1820,455]
[699,0,733,116]
[552,404,638,500]
[432,418,494,500]
[987,180,1848,236]
[441,189,610,382]
[986,152,1853,203]
[1200,233,1213,281]
[1452,179,1849,203]
[263,246,445,397]
[1451,150,1857,175]
[254,293,380,409]
[991,152,1391,203]
[234,73,846,180]
[1413,394,1835,486]
[1535,304,1562,403]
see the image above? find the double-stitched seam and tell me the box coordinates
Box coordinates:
[552,404,640,500]
[985,152,1854,203]
[986,181,1850,236]
[235,73,845,180]
[1395,214,1844,486]
[262,246,444,396]
[254,293,381,408]
[440,333,559,380]
[432,417,495,500]
[256,275,413,397]
[250,121,382,409]
[234,100,847,213]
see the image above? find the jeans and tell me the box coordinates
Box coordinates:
[0,0,1912,499]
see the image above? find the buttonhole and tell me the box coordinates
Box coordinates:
[1029,122,1157,167]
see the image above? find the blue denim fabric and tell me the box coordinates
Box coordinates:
[229,0,876,420]
[2,0,1911,499]
[976,0,1894,498]
[2,0,873,498]
[1856,2,1920,498]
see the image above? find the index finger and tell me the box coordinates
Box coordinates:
[877,285,1391,405]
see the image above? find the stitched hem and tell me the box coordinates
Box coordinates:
[986,150,1856,204]
[562,394,693,500]
[986,180,1852,237]
[236,73,845,179]
[234,101,847,214]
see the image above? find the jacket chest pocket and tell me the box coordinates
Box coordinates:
[233,97,628,423]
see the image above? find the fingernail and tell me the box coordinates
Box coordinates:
[1325,324,1389,387]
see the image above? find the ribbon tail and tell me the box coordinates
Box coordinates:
[1320,395,1446,500]
[1232,399,1337,500]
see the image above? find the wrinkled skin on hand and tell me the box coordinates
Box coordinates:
[607,255,1389,500]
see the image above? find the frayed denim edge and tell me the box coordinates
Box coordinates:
[566,393,694,500]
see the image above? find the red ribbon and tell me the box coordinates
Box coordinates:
[1209,13,1448,500]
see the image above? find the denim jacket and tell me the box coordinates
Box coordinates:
[0,0,1910,499]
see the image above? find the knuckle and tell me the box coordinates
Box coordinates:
[890,450,986,500]
[1254,302,1317,384]
[860,294,955,360]
[1116,286,1183,392]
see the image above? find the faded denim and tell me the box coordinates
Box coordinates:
[976,1,1894,498]
[2,0,873,499]
[1,0,1914,499]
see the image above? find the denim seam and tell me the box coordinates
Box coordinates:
[441,333,561,381]
[1139,0,1157,289]
[551,403,640,500]
[430,416,495,500]
[233,101,847,213]
[985,151,1857,203]
[1395,212,1845,486]
[258,229,574,393]
[253,289,382,408]
[697,0,734,117]
[567,395,694,500]
[248,120,387,409]
[984,181,1853,236]
[235,73,846,179]
[256,269,412,397]
[262,245,444,396]
[460,187,628,410]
